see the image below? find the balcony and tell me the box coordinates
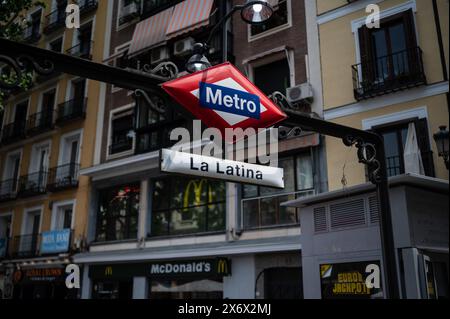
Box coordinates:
[0,179,18,202]
[23,25,41,43]
[10,234,40,258]
[26,111,54,136]
[352,47,426,101]
[17,171,48,198]
[79,0,98,16]
[55,97,87,125]
[1,122,26,145]
[66,41,94,60]
[43,8,66,34]
[109,137,133,155]
[47,163,80,192]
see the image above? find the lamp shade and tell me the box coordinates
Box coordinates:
[241,0,274,25]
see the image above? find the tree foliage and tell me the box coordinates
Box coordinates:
[0,0,45,110]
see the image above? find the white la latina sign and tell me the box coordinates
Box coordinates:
[160,149,284,188]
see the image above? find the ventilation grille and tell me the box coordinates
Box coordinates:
[368,196,380,224]
[330,199,365,229]
[313,207,327,232]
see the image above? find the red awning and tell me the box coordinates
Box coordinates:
[166,0,214,39]
[128,7,174,56]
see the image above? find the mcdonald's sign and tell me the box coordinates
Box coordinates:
[104,266,113,276]
[216,258,230,276]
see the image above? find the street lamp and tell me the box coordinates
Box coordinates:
[185,0,274,73]
[433,125,449,169]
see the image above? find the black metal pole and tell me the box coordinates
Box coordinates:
[375,140,401,299]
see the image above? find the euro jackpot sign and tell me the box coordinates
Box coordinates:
[320,261,383,299]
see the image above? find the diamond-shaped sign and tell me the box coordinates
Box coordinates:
[162,62,287,142]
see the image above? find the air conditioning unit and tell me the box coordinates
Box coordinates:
[151,46,169,64]
[173,37,195,57]
[121,2,139,17]
[286,83,314,104]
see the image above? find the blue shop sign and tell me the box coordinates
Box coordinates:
[40,229,71,254]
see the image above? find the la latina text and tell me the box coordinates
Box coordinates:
[190,157,263,180]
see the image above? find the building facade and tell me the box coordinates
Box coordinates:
[72,0,326,299]
[0,0,109,299]
[0,0,448,300]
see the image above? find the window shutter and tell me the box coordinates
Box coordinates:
[358,25,374,84]
[414,118,435,177]
[402,9,417,48]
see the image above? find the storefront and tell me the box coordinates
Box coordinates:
[89,257,231,299]
[11,266,78,299]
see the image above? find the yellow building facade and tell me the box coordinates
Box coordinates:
[0,0,109,299]
[316,0,449,190]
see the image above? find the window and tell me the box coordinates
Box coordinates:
[49,37,63,52]
[250,0,290,38]
[142,0,182,17]
[109,109,134,155]
[24,9,42,42]
[242,153,314,229]
[374,119,434,177]
[52,202,74,230]
[135,93,185,153]
[1,151,21,198]
[96,184,139,242]
[151,177,226,237]
[69,22,93,59]
[354,9,425,100]
[253,58,291,96]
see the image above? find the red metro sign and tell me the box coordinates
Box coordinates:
[162,62,287,141]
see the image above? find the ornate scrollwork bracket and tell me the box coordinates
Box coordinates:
[269,91,303,140]
[141,61,179,80]
[134,89,166,115]
[0,54,54,90]
[343,135,382,184]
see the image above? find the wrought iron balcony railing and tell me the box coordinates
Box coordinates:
[11,233,40,258]
[43,5,67,34]
[47,163,80,192]
[56,97,87,125]
[0,179,18,202]
[26,110,54,136]
[1,122,26,144]
[66,41,94,60]
[352,46,426,101]
[23,25,41,43]
[79,0,98,16]
[109,137,134,155]
[17,171,48,198]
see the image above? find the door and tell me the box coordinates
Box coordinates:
[68,140,79,179]
[13,102,27,135]
[41,90,55,127]
[71,80,85,116]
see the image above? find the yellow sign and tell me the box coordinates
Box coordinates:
[183,179,213,209]
[104,266,113,276]
[217,259,228,275]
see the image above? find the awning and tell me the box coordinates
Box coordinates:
[128,7,174,57]
[166,0,214,39]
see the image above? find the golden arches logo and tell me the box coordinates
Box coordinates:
[104,266,113,276]
[217,259,228,274]
[183,179,213,210]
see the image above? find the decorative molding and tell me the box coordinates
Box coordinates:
[362,106,428,130]
[317,0,383,25]
[324,81,449,120]
[351,0,417,32]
